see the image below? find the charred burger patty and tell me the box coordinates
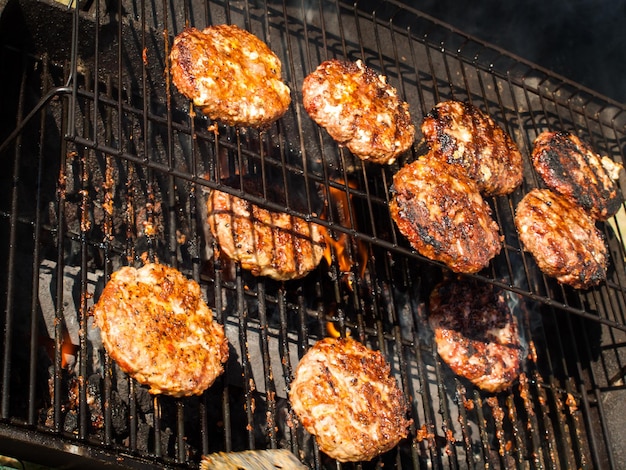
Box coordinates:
[92,263,229,397]
[170,24,291,127]
[514,188,608,289]
[289,337,411,462]
[429,277,522,393]
[421,100,523,196]
[532,131,623,221]
[390,155,502,273]
[302,59,415,164]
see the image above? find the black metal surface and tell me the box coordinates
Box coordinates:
[0,0,625,468]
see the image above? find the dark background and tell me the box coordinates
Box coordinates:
[409,0,626,104]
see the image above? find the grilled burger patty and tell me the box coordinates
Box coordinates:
[289,337,411,462]
[514,188,608,289]
[92,263,229,397]
[206,188,326,281]
[532,131,624,221]
[389,155,502,273]
[302,59,415,164]
[170,25,291,127]
[421,100,523,196]
[429,277,522,393]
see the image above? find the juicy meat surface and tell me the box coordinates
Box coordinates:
[532,131,624,220]
[170,25,291,127]
[389,155,502,273]
[302,59,415,164]
[92,263,229,397]
[514,188,608,289]
[429,277,522,393]
[288,337,411,462]
[206,188,326,281]
[421,100,523,196]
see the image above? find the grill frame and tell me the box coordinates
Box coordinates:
[0,0,625,468]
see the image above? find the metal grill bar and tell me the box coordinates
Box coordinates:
[0,0,625,468]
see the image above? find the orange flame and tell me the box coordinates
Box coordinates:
[326,321,351,338]
[61,330,78,369]
[322,180,369,285]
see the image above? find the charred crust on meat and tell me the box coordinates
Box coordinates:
[390,155,502,273]
[428,277,522,393]
[170,25,291,128]
[302,59,415,164]
[288,337,411,462]
[531,131,624,220]
[514,188,608,289]
[421,100,523,196]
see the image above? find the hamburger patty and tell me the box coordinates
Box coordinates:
[92,263,229,397]
[532,131,624,220]
[170,25,291,127]
[389,155,502,273]
[429,277,522,393]
[302,59,415,164]
[288,337,411,462]
[421,100,523,196]
[514,188,608,289]
[206,188,326,281]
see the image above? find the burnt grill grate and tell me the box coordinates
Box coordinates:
[0,0,625,468]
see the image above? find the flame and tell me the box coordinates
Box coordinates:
[322,180,369,286]
[326,321,351,338]
[41,329,78,370]
[323,232,352,273]
[61,330,78,369]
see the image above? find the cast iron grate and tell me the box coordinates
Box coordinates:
[0,0,625,468]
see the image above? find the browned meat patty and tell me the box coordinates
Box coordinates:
[421,100,523,196]
[92,263,229,397]
[302,59,415,164]
[206,188,326,281]
[514,188,608,289]
[429,277,522,393]
[289,337,411,462]
[170,25,291,127]
[389,155,502,273]
[532,131,624,220]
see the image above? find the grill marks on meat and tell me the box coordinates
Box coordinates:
[389,156,502,273]
[532,131,624,221]
[206,189,326,281]
[421,100,523,196]
[429,277,522,393]
[288,337,411,462]
[302,59,415,164]
[514,188,608,289]
[170,25,291,127]
[92,263,229,397]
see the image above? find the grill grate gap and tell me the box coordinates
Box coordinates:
[0,0,625,468]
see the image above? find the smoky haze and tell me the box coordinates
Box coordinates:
[409,0,626,104]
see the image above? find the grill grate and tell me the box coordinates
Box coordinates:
[0,0,626,468]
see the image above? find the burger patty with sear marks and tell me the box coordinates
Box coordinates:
[390,155,502,274]
[302,59,415,164]
[514,188,608,289]
[531,131,624,221]
[289,337,411,462]
[170,25,291,127]
[429,276,522,393]
[206,180,326,281]
[421,100,523,196]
